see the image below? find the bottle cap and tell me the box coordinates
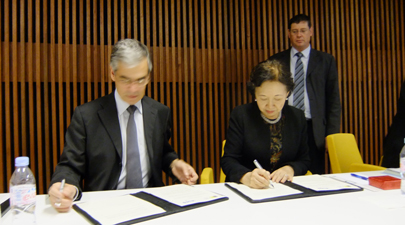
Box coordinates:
[15,156,29,167]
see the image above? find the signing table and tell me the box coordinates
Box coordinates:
[1,172,404,225]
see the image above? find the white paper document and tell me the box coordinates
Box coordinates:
[145,184,225,207]
[226,182,303,200]
[328,174,381,192]
[293,175,361,191]
[0,194,9,204]
[75,195,165,225]
[383,168,401,178]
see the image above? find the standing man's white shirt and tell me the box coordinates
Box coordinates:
[115,89,151,189]
[289,45,312,119]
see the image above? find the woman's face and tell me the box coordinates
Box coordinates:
[255,81,289,120]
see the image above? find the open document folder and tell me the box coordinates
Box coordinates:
[292,175,361,191]
[226,175,362,203]
[225,182,303,201]
[0,195,10,218]
[73,184,228,225]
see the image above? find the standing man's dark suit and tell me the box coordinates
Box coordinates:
[268,14,341,174]
[382,81,405,167]
[50,94,178,198]
[269,48,341,148]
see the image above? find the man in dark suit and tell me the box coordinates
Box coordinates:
[48,39,198,212]
[268,14,341,174]
[382,81,405,167]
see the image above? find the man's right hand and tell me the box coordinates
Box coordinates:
[48,182,77,212]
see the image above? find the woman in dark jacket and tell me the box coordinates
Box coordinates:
[221,60,311,189]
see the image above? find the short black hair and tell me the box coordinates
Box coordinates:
[247,60,294,97]
[288,14,311,29]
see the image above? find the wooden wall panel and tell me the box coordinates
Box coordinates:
[1,0,404,193]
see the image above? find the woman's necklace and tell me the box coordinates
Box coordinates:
[261,112,282,124]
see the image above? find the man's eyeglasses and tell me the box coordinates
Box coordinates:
[118,76,149,86]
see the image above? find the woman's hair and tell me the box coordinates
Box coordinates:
[247,59,294,96]
[110,39,152,73]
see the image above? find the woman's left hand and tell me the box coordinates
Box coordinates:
[269,165,294,183]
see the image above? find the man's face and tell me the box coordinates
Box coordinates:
[288,21,313,52]
[110,58,150,105]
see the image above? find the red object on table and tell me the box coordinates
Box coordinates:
[368,176,401,190]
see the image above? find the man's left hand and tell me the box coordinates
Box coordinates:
[170,159,199,185]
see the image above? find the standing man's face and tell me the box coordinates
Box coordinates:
[288,21,313,52]
[110,58,150,105]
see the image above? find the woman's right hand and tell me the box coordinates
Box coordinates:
[240,168,271,189]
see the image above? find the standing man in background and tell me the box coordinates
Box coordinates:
[268,14,341,174]
[382,81,405,167]
[48,39,198,212]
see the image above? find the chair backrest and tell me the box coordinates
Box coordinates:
[219,140,226,183]
[326,133,364,173]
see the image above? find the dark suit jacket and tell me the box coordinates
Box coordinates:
[50,93,178,198]
[382,81,405,167]
[221,102,311,183]
[268,48,341,150]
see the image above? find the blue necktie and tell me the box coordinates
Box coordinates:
[126,105,143,188]
[293,52,305,111]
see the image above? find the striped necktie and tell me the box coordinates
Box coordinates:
[293,52,305,111]
[126,105,143,188]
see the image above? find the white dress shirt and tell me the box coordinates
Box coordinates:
[114,90,151,189]
[288,45,312,119]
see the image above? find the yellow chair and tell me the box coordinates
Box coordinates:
[326,133,386,173]
[200,140,226,184]
[200,140,312,183]
[379,155,384,167]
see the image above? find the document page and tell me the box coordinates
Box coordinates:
[383,168,401,178]
[144,184,226,207]
[0,194,9,204]
[328,174,381,192]
[226,182,302,200]
[75,195,165,225]
[293,175,361,191]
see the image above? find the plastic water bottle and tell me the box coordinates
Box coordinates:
[9,156,36,225]
[400,138,405,194]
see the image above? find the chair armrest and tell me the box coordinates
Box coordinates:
[200,167,214,184]
[349,163,386,172]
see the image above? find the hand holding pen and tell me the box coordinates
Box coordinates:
[253,160,294,185]
[48,179,77,213]
[240,159,272,189]
[253,160,275,189]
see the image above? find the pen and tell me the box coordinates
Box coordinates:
[253,159,274,188]
[55,179,65,207]
[59,179,66,192]
[350,173,368,181]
